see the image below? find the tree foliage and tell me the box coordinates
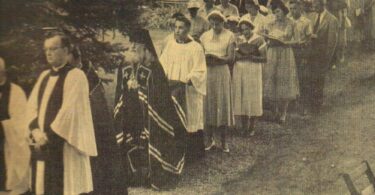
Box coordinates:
[0,0,141,93]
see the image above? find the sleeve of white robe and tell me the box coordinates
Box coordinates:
[27,71,49,130]
[3,84,30,190]
[186,44,207,96]
[50,69,97,157]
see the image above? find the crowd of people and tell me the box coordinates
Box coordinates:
[1,0,375,194]
[160,0,339,153]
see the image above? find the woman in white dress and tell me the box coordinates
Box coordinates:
[233,18,267,136]
[200,10,235,153]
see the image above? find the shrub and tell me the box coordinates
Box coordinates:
[139,4,187,30]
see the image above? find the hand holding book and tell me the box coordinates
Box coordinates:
[206,54,227,66]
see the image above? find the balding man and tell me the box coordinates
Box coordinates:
[0,57,30,194]
[27,33,97,195]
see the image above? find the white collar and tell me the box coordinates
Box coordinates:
[52,63,67,71]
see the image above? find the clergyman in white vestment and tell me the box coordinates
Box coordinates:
[27,33,97,195]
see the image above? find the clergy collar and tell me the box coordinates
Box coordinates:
[52,63,67,71]
[50,63,73,76]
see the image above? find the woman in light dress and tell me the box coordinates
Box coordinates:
[233,18,267,136]
[263,1,299,124]
[200,10,235,153]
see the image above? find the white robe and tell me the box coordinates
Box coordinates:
[1,83,30,194]
[27,68,97,195]
[160,39,207,133]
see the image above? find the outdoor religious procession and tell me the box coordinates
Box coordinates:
[2,0,375,194]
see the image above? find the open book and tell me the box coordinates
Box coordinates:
[260,33,288,46]
[236,42,260,56]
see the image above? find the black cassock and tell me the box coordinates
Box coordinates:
[82,63,127,195]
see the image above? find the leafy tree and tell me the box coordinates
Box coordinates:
[0,0,141,93]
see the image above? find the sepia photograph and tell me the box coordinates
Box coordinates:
[1,0,375,194]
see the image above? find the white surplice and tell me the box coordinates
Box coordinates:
[2,83,30,194]
[27,68,97,195]
[160,39,207,133]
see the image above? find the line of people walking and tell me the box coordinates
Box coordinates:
[159,0,339,155]
[0,0,366,194]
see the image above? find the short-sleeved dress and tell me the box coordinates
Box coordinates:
[263,18,299,101]
[233,34,266,117]
[200,29,235,127]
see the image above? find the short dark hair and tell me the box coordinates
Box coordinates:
[175,16,191,29]
[45,31,72,52]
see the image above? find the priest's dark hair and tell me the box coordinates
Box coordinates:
[44,31,73,53]
[175,16,191,29]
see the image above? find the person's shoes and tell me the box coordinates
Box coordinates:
[249,130,256,137]
[279,114,286,124]
[205,139,216,151]
[222,144,230,153]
